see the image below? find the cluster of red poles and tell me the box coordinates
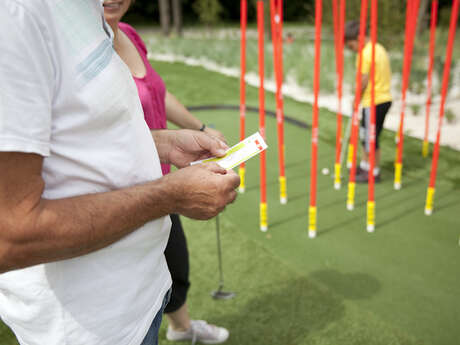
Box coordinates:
[239,0,286,232]
[238,0,459,235]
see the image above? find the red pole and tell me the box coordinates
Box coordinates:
[239,0,247,193]
[308,0,322,238]
[333,0,346,190]
[367,0,377,233]
[257,1,268,231]
[275,0,284,86]
[270,0,287,204]
[275,0,284,117]
[423,0,438,157]
[425,0,459,215]
[277,0,285,184]
[270,0,277,42]
[394,0,421,190]
[332,0,340,73]
[395,0,413,144]
[346,0,368,211]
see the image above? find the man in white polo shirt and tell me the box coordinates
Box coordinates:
[0,1,239,345]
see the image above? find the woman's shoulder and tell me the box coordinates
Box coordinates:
[118,22,137,35]
[118,22,147,55]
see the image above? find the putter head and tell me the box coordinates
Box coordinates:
[211,290,236,300]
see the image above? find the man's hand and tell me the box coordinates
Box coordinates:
[163,162,240,220]
[153,129,228,168]
[204,127,227,143]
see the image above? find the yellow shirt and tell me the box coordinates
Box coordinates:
[356,41,392,107]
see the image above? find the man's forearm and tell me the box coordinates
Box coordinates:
[0,177,176,273]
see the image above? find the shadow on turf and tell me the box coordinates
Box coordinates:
[210,278,346,345]
[310,270,381,300]
[266,170,432,233]
[315,189,425,236]
[433,194,460,213]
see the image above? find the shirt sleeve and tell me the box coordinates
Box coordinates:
[0,3,54,156]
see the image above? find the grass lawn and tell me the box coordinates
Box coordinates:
[158,61,460,345]
[1,61,459,345]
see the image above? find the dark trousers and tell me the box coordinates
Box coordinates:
[164,214,190,313]
[141,290,171,345]
[360,101,392,152]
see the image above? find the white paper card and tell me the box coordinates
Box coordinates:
[191,132,268,169]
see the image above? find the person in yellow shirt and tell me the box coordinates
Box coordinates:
[345,20,392,183]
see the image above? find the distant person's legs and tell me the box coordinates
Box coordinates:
[165,214,229,344]
[356,102,391,183]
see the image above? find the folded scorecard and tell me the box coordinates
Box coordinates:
[191,132,268,170]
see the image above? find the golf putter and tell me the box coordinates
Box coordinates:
[340,109,353,166]
[211,215,236,300]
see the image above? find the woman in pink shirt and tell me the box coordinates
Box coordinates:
[103,1,229,344]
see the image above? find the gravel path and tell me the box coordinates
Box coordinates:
[148,52,460,151]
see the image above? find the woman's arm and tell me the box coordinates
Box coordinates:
[165,91,226,142]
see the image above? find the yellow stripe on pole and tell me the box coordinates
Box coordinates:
[238,166,246,193]
[260,202,268,231]
[422,140,429,158]
[279,176,287,204]
[367,201,375,232]
[346,182,355,211]
[308,206,317,238]
[346,143,354,169]
[424,187,435,215]
[394,162,402,190]
[334,163,341,190]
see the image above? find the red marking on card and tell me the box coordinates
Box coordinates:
[255,140,263,151]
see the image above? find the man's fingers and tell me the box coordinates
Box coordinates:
[205,128,227,144]
[196,132,228,157]
[173,162,240,220]
[208,136,228,157]
[222,169,241,190]
[213,138,229,157]
[204,162,227,175]
[202,164,240,191]
[227,190,237,204]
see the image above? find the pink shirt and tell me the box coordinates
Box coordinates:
[119,22,170,175]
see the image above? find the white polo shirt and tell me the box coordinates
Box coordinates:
[0,1,171,344]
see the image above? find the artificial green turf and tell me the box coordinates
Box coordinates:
[153,60,460,345]
[1,60,459,345]
[159,216,421,345]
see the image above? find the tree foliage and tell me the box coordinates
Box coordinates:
[123,0,455,34]
[123,0,310,24]
[322,0,407,45]
[193,0,223,26]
